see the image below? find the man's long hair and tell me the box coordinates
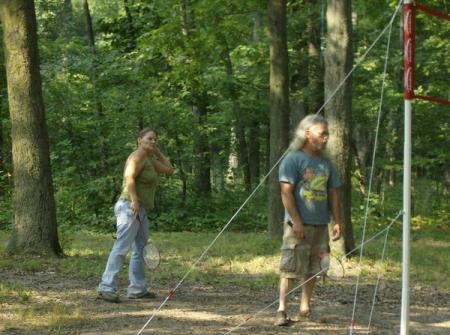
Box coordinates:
[289,114,328,151]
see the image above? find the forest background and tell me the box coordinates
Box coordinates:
[0,1,449,333]
[0,0,448,250]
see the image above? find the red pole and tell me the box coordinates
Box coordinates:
[404,3,416,100]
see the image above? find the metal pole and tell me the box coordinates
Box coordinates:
[401,1,413,334]
[401,99,411,335]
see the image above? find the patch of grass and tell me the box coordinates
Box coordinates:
[352,227,450,289]
[1,227,450,288]
[0,224,449,333]
[47,304,87,332]
[0,282,35,304]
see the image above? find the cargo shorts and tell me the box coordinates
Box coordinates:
[279,222,329,279]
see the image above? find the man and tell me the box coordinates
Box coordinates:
[274,114,341,326]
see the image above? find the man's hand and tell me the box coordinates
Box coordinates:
[332,223,341,241]
[292,222,305,239]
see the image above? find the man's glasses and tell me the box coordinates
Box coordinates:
[308,130,330,138]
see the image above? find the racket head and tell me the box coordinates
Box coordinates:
[320,253,344,280]
[142,242,160,270]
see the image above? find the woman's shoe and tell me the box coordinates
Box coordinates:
[127,291,157,299]
[97,291,119,303]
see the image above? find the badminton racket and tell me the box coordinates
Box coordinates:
[135,213,161,271]
[142,240,161,270]
[319,252,345,280]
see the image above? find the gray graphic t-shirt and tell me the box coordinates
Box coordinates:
[279,150,341,225]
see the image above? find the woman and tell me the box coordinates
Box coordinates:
[97,128,174,302]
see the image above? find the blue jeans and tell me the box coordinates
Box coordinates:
[98,200,149,297]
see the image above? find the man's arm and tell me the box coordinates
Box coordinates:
[328,187,341,240]
[280,182,305,239]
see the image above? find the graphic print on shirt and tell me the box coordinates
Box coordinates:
[300,166,328,201]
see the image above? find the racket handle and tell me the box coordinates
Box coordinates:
[167,290,175,300]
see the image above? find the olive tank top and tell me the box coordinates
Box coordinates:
[119,156,159,211]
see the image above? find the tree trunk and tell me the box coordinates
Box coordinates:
[123,0,137,51]
[443,167,450,198]
[221,38,251,192]
[211,143,224,191]
[180,0,211,195]
[248,119,260,188]
[0,40,5,173]
[0,0,62,256]
[57,0,73,39]
[352,139,367,196]
[83,0,96,56]
[268,0,290,237]
[386,108,397,186]
[83,0,103,117]
[82,0,106,169]
[248,9,263,188]
[0,106,4,173]
[324,0,355,255]
[288,3,306,132]
[193,103,211,194]
[175,137,188,199]
[306,0,324,114]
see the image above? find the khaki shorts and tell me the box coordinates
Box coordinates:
[279,222,329,279]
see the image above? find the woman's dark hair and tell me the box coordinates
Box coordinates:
[138,128,156,139]
[136,128,156,146]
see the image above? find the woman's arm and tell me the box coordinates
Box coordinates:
[153,148,175,174]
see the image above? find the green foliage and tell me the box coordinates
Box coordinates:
[0,0,448,236]
[154,186,268,232]
[3,0,272,233]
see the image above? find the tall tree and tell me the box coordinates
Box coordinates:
[305,0,325,114]
[0,0,62,255]
[0,36,5,174]
[268,0,290,237]
[181,0,211,194]
[83,0,106,170]
[221,36,251,192]
[248,8,263,188]
[123,0,137,51]
[324,0,355,254]
[57,0,73,39]
[82,0,103,119]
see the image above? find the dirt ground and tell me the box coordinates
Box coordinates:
[1,267,450,335]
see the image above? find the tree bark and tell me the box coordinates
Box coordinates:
[324,0,355,254]
[305,0,324,114]
[82,0,106,170]
[289,2,307,132]
[0,39,5,173]
[193,102,211,194]
[123,0,137,51]
[0,105,4,173]
[386,108,397,186]
[248,9,263,188]
[221,38,251,192]
[248,118,260,188]
[58,0,73,39]
[181,0,211,195]
[0,0,62,255]
[268,0,290,237]
[82,0,103,118]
